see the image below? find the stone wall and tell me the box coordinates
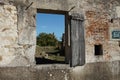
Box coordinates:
[0,0,36,66]
[35,0,120,63]
[0,0,119,80]
[0,61,119,80]
[0,4,19,66]
[84,0,120,63]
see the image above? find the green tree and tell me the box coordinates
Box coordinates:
[37,32,58,46]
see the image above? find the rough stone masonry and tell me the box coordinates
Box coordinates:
[0,0,120,80]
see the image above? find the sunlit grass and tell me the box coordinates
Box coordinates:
[35,45,65,62]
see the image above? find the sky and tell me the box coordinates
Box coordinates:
[36,13,65,41]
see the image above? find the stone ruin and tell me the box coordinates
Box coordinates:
[0,0,120,80]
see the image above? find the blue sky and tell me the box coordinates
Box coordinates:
[36,13,65,41]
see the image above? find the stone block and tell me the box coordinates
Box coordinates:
[0,29,18,46]
[0,6,4,12]
[0,47,15,56]
[0,45,29,66]
[8,55,29,67]
[116,6,120,18]
[0,56,15,66]
[0,4,17,47]
[3,5,16,14]
[18,27,36,45]
[24,45,36,65]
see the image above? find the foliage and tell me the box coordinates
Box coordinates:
[37,32,58,46]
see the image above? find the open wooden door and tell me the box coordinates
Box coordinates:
[70,13,85,67]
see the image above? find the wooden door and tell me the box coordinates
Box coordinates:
[70,13,85,67]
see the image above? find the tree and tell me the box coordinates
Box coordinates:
[37,32,58,46]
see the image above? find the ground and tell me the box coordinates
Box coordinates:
[35,45,65,64]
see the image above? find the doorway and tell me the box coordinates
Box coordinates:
[36,9,69,64]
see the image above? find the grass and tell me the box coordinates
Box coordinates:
[47,54,65,61]
[35,45,65,62]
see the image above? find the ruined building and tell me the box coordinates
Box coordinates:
[0,0,120,80]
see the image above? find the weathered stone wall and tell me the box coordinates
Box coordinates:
[0,61,119,80]
[36,0,120,63]
[0,4,19,66]
[0,0,119,80]
[84,0,120,63]
[0,0,36,66]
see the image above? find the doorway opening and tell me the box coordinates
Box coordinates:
[36,9,68,64]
